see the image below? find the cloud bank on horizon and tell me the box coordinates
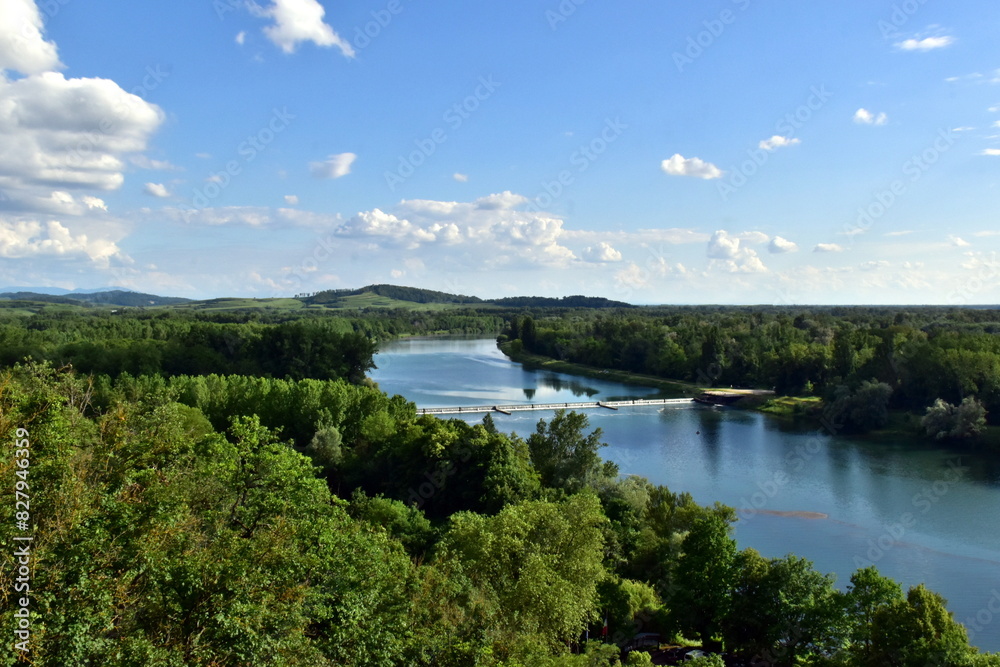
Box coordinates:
[0,0,998,305]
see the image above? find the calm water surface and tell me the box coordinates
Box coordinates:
[372,336,1000,651]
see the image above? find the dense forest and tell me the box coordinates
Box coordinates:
[503,307,1000,439]
[1,306,998,665]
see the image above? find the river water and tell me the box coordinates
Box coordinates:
[371,336,1000,651]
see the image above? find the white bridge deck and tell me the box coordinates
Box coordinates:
[417,397,695,416]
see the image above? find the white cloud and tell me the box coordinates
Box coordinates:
[309,152,356,179]
[854,108,888,125]
[143,183,171,198]
[814,243,845,253]
[583,242,623,263]
[769,236,799,253]
[474,191,528,210]
[453,173,469,182]
[707,230,767,273]
[252,0,355,57]
[0,0,62,75]
[949,235,971,247]
[896,36,954,51]
[884,230,914,237]
[338,193,579,267]
[235,31,246,45]
[164,206,274,227]
[759,135,801,151]
[82,196,107,211]
[738,231,770,245]
[0,72,164,198]
[130,155,179,171]
[982,149,1000,156]
[284,194,299,205]
[860,260,891,271]
[973,230,1000,237]
[0,218,123,267]
[660,154,723,180]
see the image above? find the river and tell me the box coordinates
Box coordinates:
[371,336,1000,652]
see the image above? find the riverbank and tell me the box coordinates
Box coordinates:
[498,342,1000,453]
[498,341,697,396]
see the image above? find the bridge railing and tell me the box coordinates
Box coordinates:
[416,398,695,415]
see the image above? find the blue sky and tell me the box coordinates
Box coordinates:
[1,0,998,303]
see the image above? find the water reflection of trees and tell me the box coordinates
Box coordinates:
[538,374,599,398]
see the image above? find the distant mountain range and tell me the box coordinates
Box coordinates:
[0,289,192,307]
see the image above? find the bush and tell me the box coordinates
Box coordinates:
[922,397,987,440]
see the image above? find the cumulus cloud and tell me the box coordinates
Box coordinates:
[707,230,767,273]
[0,218,123,267]
[660,154,723,180]
[949,235,971,247]
[235,31,247,45]
[474,191,529,210]
[0,72,164,198]
[583,242,623,263]
[284,195,299,205]
[0,0,62,75]
[769,236,799,253]
[453,173,469,182]
[896,36,954,51]
[982,149,1000,156]
[309,152,356,179]
[759,135,801,151]
[143,183,171,198]
[813,243,845,253]
[854,108,889,125]
[336,193,578,267]
[252,0,354,57]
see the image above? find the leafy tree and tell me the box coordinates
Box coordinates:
[844,566,904,665]
[922,397,987,440]
[826,380,893,432]
[668,515,737,652]
[436,494,609,660]
[528,410,617,493]
[869,584,975,667]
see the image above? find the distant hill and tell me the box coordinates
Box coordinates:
[299,285,633,310]
[304,284,484,306]
[0,290,191,307]
[488,295,634,309]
